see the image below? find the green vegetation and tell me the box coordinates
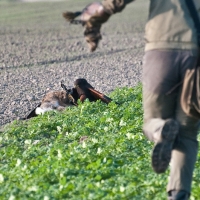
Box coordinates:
[0,0,200,199]
[1,86,200,199]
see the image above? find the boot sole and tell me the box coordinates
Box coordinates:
[152,119,179,174]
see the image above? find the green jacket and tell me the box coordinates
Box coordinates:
[102,0,200,51]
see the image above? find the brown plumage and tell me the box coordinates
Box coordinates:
[25,79,113,119]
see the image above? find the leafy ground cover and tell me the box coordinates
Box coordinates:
[1,85,200,199]
[1,0,200,199]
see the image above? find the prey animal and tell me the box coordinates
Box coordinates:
[25,78,112,119]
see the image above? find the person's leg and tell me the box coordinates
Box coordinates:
[142,49,199,197]
[167,139,199,198]
[142,49,182,173]
[142,49,182,133]
[167,84,199,198]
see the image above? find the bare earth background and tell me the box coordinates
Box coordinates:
[0,0,148,126]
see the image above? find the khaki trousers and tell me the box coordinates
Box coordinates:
[142,49,200,193]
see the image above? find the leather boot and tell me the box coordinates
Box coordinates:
[168,190,190,200]
[151,119,179,173]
